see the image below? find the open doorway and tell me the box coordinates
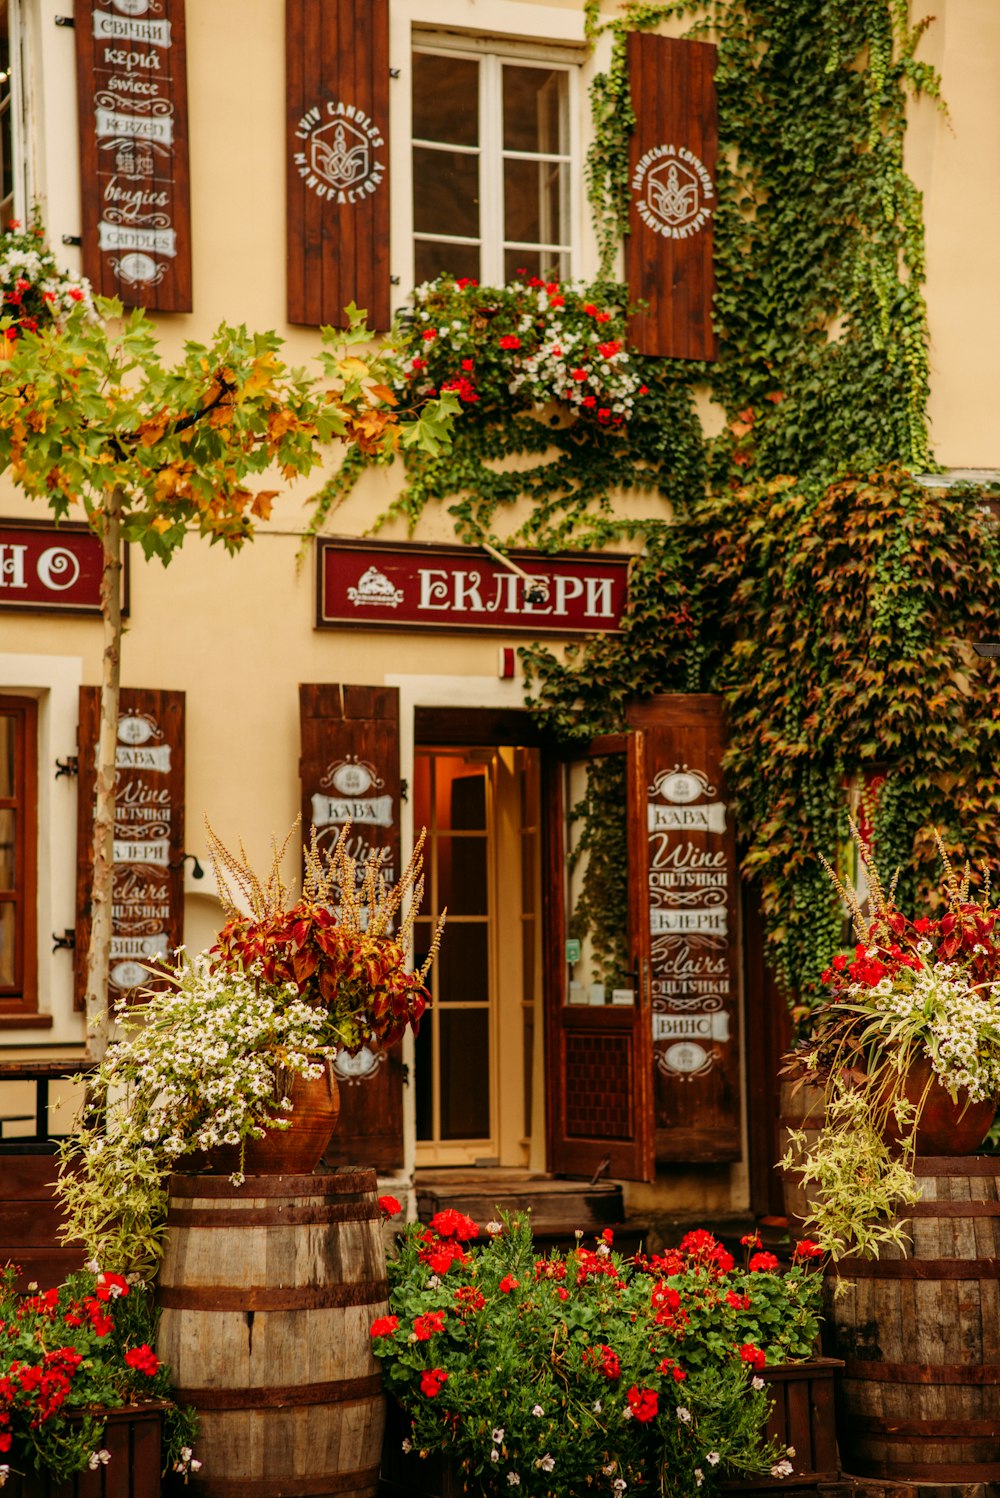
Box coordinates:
[412,744,542,1169]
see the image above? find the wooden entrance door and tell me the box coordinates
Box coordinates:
[543,738,654,1181]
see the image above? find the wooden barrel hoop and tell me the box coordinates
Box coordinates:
[827,1156,1000,1484]
[157,1167,387,1498]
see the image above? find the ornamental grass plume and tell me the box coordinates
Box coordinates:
[209,819,444,1053]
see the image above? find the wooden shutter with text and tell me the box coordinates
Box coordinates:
[626,34,718,361]
[286,0,390,329]
[299,683,403,1171]
[75,0,193,312]
[74,688,185,1009]
[543,741,655,1182]
[627,694,741,1162]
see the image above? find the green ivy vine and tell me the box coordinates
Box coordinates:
[318,0,998,1020]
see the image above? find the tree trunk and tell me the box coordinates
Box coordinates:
[85,486,124,1055]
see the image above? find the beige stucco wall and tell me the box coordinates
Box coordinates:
[906,0,1000,467]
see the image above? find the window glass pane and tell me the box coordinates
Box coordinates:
[438,922,489,1003]
[0,715,13,798]
[434,762,486,831]
[414,1014,433,1140]
[0,807,14,889]
[413,917,433,973]
[438,834,488,916]
[503,66,568,155]
[413,146,480,239]
[413,53,479,147]
[505,247,568,284]
[416,239,480,286]
[440,1009,490,1138]
[504,159,568,249]
[0,901,14,986]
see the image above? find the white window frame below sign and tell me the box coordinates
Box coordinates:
[0,0,31,226]
[389,0,603,304]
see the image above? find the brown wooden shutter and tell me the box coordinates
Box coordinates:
[626,34,718,361]
[626,694,742,1162]
[74,688,185,1009]
[543,741,655,1182]
[286,0,390,329]
[299,683,403,1170]
[75,1,193,312]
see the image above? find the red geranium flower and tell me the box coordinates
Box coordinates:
[748,1252,780,1273]
[739,1343,766,1369]
[626,1385,659,1422]
[124,1345,159,1377]
[420,1367,448,1397]
[378,1195,402,1218]
[498,1274,519,1294]
[370,1315,399,1339]
[428,1209,479,1241]
[792,1240,824,1261]
[413,1310,446,1341]
[499,335,521,350]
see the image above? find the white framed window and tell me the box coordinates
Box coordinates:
[410,38,581,287]
[0,0,28,227]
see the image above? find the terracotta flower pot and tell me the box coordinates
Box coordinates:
[201,1061,340,1176]
[883,1054,995,1155]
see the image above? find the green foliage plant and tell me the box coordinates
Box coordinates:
[373,1211,824,1496]
[784,836,1000,1258]
[309,271,706,552]
[0,1265,198,1486]
[0,227,458,1041]
[56,956,334,1276]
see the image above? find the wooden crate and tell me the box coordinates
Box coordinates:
[6,1402,163,1497]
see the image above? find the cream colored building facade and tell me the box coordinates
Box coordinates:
[0,0,997,1219]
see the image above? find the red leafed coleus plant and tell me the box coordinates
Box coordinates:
[210,823,444,1052]
[372,1210,823,1497]
[0,1265,197,1487]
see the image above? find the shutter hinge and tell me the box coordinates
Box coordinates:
[169,852,205,879]
[52,929,76,953]
[61,234,82,247]
[54,14,75,25]
[54,756,79,779]
[390,275,401,286]
[389,67,401,78]
[400,778,409,802]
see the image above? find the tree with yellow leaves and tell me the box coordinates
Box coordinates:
[0,294,457,1047]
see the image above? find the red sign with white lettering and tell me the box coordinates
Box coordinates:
[0,521,128,615]
[316,540,629,636]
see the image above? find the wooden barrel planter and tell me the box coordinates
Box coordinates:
[778,1072,825,1228]
[826,1155,1000,1486]
[156,1168,387,1498]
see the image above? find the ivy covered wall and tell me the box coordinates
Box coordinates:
[327,0,1000,1016]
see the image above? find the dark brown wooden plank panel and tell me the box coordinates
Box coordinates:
[627,694,741,1162]
[75,0,193,311]
[299,683,404,1170]
[74,687,185,1011]
[286,0,390,328]
[626,33,718,360]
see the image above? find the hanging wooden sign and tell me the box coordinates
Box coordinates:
[74,687,185,1010]
[0,519,129,616]
[628,694,741,1162]
[626,34,718,361]
[74,0,193,312]
[299,682,404,1170]
[286,0,390,329]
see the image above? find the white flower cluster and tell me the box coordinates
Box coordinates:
[81,955,332,1193]
[505,288,643,420]
[0,241,94,321]
[860,960,1000,1102]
